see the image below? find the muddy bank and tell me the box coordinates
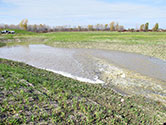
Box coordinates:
[0,44,166,103]
[51,42,166,61]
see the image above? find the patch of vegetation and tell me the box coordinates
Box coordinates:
[1,31,166,60]
[39,32,166,60]
[42,32,166,44]
[0,58,166,124]
[1,30,166,44]
[0,42,6,47]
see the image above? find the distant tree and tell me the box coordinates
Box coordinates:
[78,26,81,31]
[24,19,28,30]
[110,22,115,31]
[152,23,159,31]
[105,24,108,31]
[0,24,5,29]
[115,23,119,31]
[130,28,135,32]
[19,19,28,30]
[33,24,37,32]
[39,24,43,27]
[5,24,9,29]
[9,24,16,29]
[119,25,124,32]
[96,24,100,31]
[140,24,145,31]
[100,24,104,31]
[19,21,23,29]
[145,22,149,32]
[69,28,73,31]
[88,25,93,31]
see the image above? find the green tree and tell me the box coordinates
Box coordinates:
[145,22,149,32]
[152,23,159,31]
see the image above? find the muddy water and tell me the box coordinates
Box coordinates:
[0,45,104,83]
[90,49,166,82]
[0,44,166,82]
[1,44,166,101]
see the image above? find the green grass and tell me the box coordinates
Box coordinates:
[41,32,166,44]
[1,30,166,44]
[0,31,166,124]
[41,32,166,60]
[0,58,166,124]
[1,30,166,59]
[0,42,5,47]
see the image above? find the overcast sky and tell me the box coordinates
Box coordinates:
[0,0,166,28]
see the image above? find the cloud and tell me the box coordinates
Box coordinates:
[140,0,166,4]
[0,0,166,28]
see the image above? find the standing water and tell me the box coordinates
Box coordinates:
[0,44,165,82]
[1,44,166,101]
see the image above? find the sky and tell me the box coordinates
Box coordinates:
[0,0,166,28]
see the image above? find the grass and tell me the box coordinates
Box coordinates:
[1,30,166,44]
[0,30,166,60]
[42,32,166,44]
[0,58,166,124]
[0,30,166,124]
[0,42,5,47]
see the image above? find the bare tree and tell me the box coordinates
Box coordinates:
[115,23,119,31]
[119,25,124,32]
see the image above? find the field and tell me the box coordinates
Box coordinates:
[1,30,166,60]
[1,58,166,124]
[0,30,166,124]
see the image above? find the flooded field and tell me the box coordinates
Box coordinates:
[0,44,166,101]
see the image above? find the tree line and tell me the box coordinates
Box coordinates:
[0,19,165,33]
